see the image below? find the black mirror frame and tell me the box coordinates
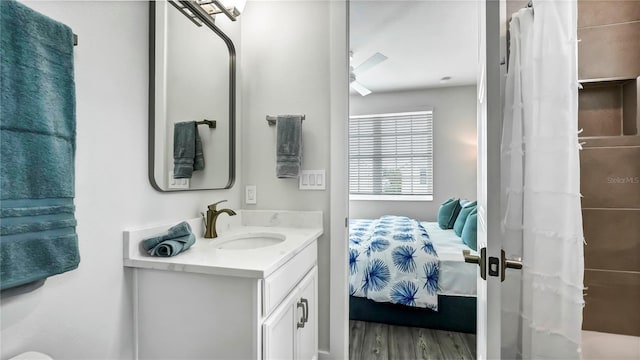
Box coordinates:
[148,1,236,192]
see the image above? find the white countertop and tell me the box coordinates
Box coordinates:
[123,211,323,279]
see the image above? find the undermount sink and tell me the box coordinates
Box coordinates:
[214,232,286,250]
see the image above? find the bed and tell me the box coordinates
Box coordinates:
[348,216,478,333]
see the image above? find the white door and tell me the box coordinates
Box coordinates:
[475,1,585,358]
[473,0,514,359]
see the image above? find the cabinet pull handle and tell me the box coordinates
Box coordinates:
[297,300,305,328]
[301,298,309,324]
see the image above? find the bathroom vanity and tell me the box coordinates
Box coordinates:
[123,211,323,360]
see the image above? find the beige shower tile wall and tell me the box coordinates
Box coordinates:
[578,1,640,80]
[578,86,623,136]
[578,0,640,27]
[622,80,639,135]
[583,209,640,272]
[580,146,640,208]
[581,139,640,337]
[583,270,640,336]
[578,0,640,337]
[578,22,640,80]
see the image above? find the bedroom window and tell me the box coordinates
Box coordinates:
[349,110,433,201]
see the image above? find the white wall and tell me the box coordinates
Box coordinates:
[349,86,477,221]
[239,1,332,352]
[0,2,242,359]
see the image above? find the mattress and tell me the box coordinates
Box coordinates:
[421,222,478,297]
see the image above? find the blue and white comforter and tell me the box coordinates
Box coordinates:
[349,216,440,310]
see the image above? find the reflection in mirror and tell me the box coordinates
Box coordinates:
[149,0,235,191]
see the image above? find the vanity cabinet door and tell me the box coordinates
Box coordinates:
[296,267,318,360]
[263,266,318,360]
[263,296,296,360]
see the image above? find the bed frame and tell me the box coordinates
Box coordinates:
[349,295,476,333]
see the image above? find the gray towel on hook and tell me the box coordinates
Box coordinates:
[173,121,204,179]
[276,115,303,178]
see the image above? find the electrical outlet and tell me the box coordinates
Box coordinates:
[245,185,257,204]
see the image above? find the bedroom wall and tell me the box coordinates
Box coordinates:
[0,2,242,359]
[349,85,477,222]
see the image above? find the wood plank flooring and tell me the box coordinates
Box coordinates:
[349,320,476,360]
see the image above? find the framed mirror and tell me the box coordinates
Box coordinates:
[149,0,236,191]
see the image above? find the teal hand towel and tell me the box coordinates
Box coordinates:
[142,222,196,257]
[0,0,79,290]
[194,130,204,171]
[276,115,303,178]
[173,122,204,179]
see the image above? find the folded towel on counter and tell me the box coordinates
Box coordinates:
[142,221,195,257]
[173,122,205,179]
[0,0,80,290]
[276,115,303,178]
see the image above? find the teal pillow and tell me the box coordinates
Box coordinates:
[461,209,478,250]
[437,198,462,229]
[453,201,477,236]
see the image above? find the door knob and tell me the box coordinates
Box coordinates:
[464,249,522,282]
[501,250,522,281]
[463,248,487,280]
[463,250,480,264]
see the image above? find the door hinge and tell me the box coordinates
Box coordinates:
[345,217,349,228]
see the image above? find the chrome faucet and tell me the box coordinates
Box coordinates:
[205,200,237,238]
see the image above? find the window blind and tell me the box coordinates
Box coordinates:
[349,110,433,198]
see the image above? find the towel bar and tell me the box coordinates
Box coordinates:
[266,115,306,126]
[196,119,216,128]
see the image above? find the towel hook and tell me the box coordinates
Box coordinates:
[266,115,306,126]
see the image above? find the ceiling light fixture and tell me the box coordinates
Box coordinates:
[197,0,246,19]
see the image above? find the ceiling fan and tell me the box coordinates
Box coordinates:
[349,51,388,96]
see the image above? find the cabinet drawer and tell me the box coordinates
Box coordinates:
[263,241,317,316]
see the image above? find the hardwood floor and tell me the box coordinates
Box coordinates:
[349,320,476,360]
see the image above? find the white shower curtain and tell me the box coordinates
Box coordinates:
[501,1,585,359]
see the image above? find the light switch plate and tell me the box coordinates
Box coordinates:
[245,185,257,204]
[299,170,326,190]
[168,171,189,189]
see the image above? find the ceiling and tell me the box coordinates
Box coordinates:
[350,0,479,94]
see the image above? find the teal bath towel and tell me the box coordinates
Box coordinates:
[0,0,80,290]
[142,222,195,257]
[173,121,205,179]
